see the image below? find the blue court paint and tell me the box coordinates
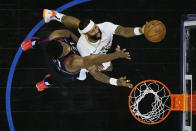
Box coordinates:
[6,0,91,130]
[6,47,23,131]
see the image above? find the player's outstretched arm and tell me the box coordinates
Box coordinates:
[71,45,131,69]
[88,65,133,88]
[82,45,131,68]
[115,24,146,38]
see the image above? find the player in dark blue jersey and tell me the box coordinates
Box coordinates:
[21,29,132,91]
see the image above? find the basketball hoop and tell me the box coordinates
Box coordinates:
[128,80,196,125]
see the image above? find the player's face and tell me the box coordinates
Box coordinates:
[87,25,102,40]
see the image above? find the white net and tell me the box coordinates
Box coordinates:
[130,81,171,124]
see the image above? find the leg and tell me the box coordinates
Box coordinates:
[61,15,80,29]
[43,9,80,29]
[36,73,53,92]
[36,72,76,92]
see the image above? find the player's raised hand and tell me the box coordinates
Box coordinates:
[141,21,148,34]
[115,45,131,60]
[117,76,133,88]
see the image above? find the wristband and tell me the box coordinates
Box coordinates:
[134,27,142,35]
[109,78,118,86]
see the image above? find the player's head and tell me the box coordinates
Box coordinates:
[78,18,102,40]
[45,40,64,59]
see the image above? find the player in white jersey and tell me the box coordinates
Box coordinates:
[43,9,145,71]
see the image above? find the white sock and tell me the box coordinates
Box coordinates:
[52,12,65,23]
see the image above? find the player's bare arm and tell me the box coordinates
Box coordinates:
[115,25,145,38]
[87,65,133,88]
[61,15,80,29]
[68,45,131,72]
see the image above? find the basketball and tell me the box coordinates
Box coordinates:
[144,20,166,43]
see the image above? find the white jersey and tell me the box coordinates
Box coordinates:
[77,22,119,57]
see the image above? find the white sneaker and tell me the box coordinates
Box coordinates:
[43,9,56,23]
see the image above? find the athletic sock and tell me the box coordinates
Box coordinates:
[52,12,65,23]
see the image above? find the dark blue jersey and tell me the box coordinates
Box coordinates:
[30,36,82,84]
[49,37,80,80]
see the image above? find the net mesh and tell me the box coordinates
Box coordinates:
[130,81,171,124]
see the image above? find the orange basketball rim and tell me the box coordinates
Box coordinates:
[128,80,196,125]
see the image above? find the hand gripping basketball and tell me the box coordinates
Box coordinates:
[144,20,166,42]
[141,21,148,34]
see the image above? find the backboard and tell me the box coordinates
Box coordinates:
[180,14,196,131]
